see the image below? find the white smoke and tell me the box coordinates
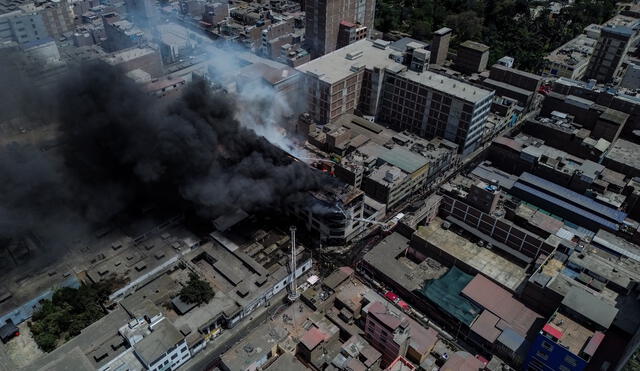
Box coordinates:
[201,44,309,159]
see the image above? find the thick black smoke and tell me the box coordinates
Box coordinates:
[0,62,332,242]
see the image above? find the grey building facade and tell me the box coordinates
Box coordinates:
[586,26,633,84]
[304,0,375,58]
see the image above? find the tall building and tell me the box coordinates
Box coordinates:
[378,66,493,155]
[37,0,74,37]
[296,39,494,154]
[524,288,616,371]
[455,40,489,74]
[304,0,375,58]
[125,0,156,26]
[429,27,451,65]
[336,20,367,49]
[0,6,49,45]
[104,18,145,52]
[585,26,633,84]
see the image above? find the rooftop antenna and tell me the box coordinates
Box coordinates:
[288,226,300,302]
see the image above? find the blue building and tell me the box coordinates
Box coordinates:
[0,275,80,327]
[525,287,616,371]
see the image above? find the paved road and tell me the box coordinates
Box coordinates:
[184,293,290,371]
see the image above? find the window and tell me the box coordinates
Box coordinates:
[564,356,577,367]
[171,353,178,360]
[541,341,554,351]
[535,351,549,361]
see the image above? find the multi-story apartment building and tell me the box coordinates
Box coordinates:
[296,39,494,154]
[297,40,393,125]
[429,27,451,65]
[378,66,493,155]
[455,40,490,74]
[104,19,145,52]
[542,34,596,80]
[336,20,367,48]
[37,0,74,37]
[585,26,633,83]
[304,0,375,58]
[0,5,49,45]
[125,0,156,25]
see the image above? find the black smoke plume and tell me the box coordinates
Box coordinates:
[0,62,332,242]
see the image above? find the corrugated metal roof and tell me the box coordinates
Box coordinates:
[461,274,543,337]
[593,230,640,262]
[512,182,620,231]
[379,147,429,174]
[497,328,525,351]
[583,331,605,356]
[519,173,627,223]
[470,310,501,342]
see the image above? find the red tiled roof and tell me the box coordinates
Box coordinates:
[470,310,501,343]
[441,351,484,371]
[300,327,327,350]
[368,301,402,330]
[493,136,523,152]
[409,326,438,355]
[462,275,542,337]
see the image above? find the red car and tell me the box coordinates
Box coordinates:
[384,291,400,303]
[397,300,410,312]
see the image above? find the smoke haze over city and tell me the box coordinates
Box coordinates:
[0,61,331,242]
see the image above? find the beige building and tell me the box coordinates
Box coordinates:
[304,0,375,58]
[296,39,494,154]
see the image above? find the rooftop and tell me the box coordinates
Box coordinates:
[568,248,640,290]
[421,267,481,326]
[362,233,448,291]
[462,274,543,338]
[296,39,493,103]
[103,47,157,64]
[544,312,597,355]
[561,286,619,329]
[414,219,527,291]
[28,307,134,370]
[460,40,490,53]
[545,34,596,67]
[593,229,640,262]
[264,352,308,371]
[296,39,398,84]
[518,172,627,223]
[133,319,184,365]
[605,139,640,171]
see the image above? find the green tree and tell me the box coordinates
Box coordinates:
[445,11,484,42]
[34,332,58,352]
[179,272,215,305]
[28,278,123,352]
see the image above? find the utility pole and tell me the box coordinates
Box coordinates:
[288,226,299,302]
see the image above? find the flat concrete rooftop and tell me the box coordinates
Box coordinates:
[414,218,527,291]
[363,232,448,291]
[296,39,493,103]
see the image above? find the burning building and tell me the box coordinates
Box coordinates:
[286,182,365,246]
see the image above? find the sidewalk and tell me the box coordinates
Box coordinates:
[183,291,291,371]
